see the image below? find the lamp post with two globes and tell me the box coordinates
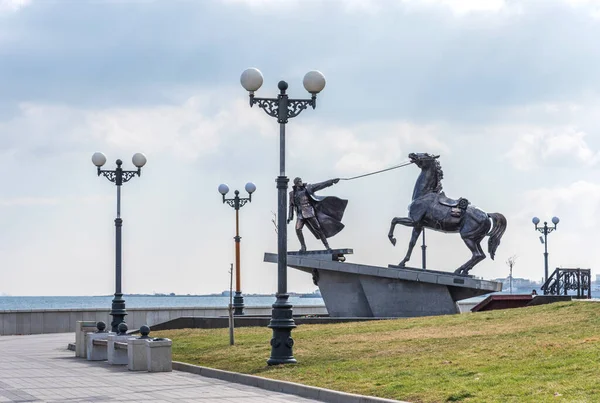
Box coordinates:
[240,67,326,365]
[92,152,147,332]
[218,182,256,316]
[532,216,560,288]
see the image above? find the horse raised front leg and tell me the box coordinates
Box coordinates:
[388,217,414,246]
[399,226,422,267]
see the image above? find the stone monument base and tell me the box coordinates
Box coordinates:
[264,249,502,318]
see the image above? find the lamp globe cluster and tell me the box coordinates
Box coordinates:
[240,68,326,95]
[91,152,147,168]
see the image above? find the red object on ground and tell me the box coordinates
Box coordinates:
[471,294,534,312]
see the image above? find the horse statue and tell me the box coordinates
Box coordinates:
[388,152,507,275]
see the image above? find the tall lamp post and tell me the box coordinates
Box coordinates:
[240,67,326,365]
[218,182,257,316]
[532,216,560,288]
[92,152,147,332]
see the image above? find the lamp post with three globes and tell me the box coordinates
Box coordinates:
[218,182,257,316]
[532,216,560,288]
[240,67,326,365]
[92,152,147,332]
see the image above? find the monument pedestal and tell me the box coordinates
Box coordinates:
[264,249,502,318]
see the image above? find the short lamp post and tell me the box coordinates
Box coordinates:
[218,182,257,316]
[240,67,326,365]
[532,216,560,288]
[92,152,147,332]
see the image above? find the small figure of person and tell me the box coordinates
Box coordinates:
[532,289,538,296]
[287,177,348,252]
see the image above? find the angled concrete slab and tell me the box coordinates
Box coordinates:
[264,250,502,318]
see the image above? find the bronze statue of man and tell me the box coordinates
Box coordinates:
[287,177,348,252]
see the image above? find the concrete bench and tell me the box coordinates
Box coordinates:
[107,323,135,365]
[86,322,111,361]
[127,325,173,372]
[84,322,172,372]
[75,320,98,358]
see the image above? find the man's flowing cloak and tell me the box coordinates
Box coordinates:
[305,186,348,240]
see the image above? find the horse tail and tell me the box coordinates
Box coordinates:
[487,213,507,260]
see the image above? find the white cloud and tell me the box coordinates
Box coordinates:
[521,181,600,228]
[288,121,450,177]
[0,197,58,207]
[0,0,30,14]
[0,92,275,161]
[505,127,600,171]
[402,0,507,14]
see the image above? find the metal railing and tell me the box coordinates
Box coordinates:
[541,268,591,299]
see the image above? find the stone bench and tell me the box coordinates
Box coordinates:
[82,322,172,372]
[75,320,98,358]
[133,325,173,372]
[107,323,134,365]
[86,321,111,361]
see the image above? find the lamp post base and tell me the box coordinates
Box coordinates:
[267,293,297,365]
[233,292,245,316]
[110,293,127,333]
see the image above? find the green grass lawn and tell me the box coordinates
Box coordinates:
[154,301,600,402]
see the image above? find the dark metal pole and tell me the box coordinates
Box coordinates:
[543,222,549,289]
[244,76,319,365]
[421,229,426,270]
[111,161,126,332]
[96,156,143,332]
[229,263,234,345]
[268,81,297,365]
[233,193,244,316]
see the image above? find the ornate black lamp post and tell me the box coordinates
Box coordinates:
[92,152,147,332]
[532,216,560,287]
[218,182,257,316]
[240,67,326,365]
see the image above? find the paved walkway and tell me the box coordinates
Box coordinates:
[0,333,321,403]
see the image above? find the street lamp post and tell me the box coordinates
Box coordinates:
[532,216,560,288]
[240,67,326,365]
[218,182,257,316]
[92,152,147,332]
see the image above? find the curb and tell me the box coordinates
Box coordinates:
[172,361,409,403]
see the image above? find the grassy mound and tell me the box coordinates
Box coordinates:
[154,301,600,402]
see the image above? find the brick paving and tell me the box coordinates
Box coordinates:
[0,333,321,402]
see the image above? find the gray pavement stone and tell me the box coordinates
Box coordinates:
[0,333,321,402]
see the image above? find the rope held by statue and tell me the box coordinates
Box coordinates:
[339,160,414,181]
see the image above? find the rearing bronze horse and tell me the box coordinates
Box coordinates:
[388,153,507,275]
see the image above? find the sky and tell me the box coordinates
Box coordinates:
[1,0,600,296]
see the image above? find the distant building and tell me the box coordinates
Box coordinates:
[492,277,540,292]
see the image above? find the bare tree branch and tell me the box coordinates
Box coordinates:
[506,254,518,269]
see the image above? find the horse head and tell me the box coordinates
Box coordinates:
[408,152,440,169]
[408,152,443,199]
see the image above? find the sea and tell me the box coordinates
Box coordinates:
[0,295,325,311]
[1,291,598,311]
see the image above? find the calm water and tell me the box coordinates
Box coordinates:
[0,295,324,311]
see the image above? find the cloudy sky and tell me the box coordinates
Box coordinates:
[1,0,600,296]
